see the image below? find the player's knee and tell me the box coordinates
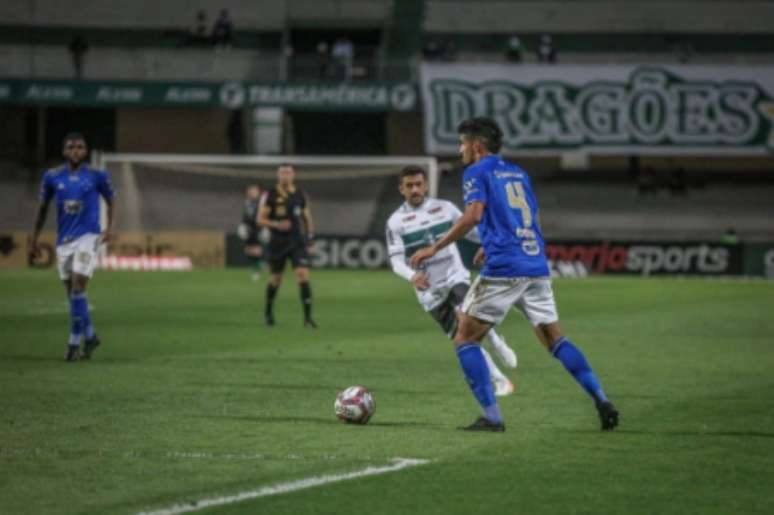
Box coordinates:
[270,274,283,287]
[536,322,563,352]
[72,275,88,291]
[454,314,488,344]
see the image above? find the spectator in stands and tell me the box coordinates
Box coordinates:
[211,9,234,49]
[537,34,556,63]
[331,37,354,81]
[189,10,209,45]
[68,35,89,79]
[676,41,693,64]
[316,41,330,79]
[422,38,444,60]
[506,35,523,63]
[721,228,739,245]
[668,167,687,197]
[442,39,456,61]
[637,167,657,196]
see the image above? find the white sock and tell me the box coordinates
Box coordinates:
[481,347,507,383]
[486,329,506,351]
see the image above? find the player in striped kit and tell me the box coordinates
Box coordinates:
[386,166,517,396]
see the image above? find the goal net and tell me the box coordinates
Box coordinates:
[93,153,438,267]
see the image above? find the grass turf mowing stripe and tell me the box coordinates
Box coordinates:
[136,458,431,515]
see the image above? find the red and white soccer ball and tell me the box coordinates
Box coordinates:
[334,386,375,424]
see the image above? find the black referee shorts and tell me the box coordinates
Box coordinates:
[268,240,310,274]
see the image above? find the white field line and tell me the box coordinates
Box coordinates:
[136,457,430,515]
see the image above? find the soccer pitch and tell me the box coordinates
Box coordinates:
[1,269,773,515]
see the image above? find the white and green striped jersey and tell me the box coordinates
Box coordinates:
[385,198,479,311]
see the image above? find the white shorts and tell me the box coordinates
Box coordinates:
[56,233,100,281]
[461,275,559,327]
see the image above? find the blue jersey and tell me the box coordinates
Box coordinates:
[462,155,550,278]
[39,164,115,245]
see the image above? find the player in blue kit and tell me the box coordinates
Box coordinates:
[411,117,619,432]
[29,133,115,362]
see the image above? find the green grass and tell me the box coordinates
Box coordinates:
[1,269,773,515]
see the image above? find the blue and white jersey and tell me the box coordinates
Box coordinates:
[462,155,550,278]
[38,164,115,246]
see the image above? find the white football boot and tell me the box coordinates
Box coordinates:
[494,377,515,397]
[489,332,517,369]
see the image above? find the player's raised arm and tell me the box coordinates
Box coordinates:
[409,201,484,268]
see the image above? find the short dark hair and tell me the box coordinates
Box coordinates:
[63,132,86,146]
[399,165,427,183]
[457,117,503,153]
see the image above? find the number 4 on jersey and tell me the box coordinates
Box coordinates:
[505,181,532,227]
[505,181,539,256]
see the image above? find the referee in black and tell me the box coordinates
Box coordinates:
[257,164,317,328]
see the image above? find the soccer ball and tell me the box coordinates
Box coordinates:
[334,386,375,424]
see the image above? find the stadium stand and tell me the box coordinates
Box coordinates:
[0,0,394,80]
[2,0,774,245]
[423,1,774,63]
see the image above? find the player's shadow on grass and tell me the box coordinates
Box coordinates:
[1,354,80,363]
[561,428,774,439]
[186,382,443,396]
[2,354,59,362]
[1,354,140,364]
[618,429,774,439]
[193,414,440,428]
[186,382,344,391]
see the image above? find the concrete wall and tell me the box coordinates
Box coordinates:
[0,0,390,29]
[116,107,231,153]
[425,1,774,33]
[0,45,281,81]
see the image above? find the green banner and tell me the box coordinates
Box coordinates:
[742,243,774,278]
[421,64,774,154]
[0,79,417,112]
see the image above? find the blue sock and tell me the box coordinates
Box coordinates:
[68,292,85,347]
[456,343,502,423]
[552,337,609,404]
[70,291,94,340]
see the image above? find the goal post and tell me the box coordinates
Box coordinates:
[94,152,439,239]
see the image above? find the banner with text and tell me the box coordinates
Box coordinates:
[0,79,417,112]
[545,241,743,277]
[420,63,774,155]
[0,231,224,270]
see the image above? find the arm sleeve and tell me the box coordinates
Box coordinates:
[97,171,115,201]
[386,219,414,282]
[260,191,274,213]
[462,166,487,206]
[390,254,415,282]
[448,202,480,243]
[38,172,54,202]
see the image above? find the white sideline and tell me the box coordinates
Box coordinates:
[136,457,430,515]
